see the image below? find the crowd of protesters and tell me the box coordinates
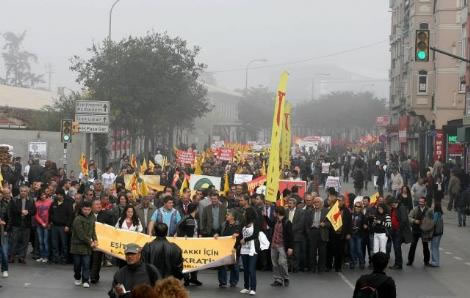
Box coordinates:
[0,146,468,298]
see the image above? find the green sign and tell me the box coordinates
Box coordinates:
[448,135,457,144]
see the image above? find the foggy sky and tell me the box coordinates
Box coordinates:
[0,0,391,99]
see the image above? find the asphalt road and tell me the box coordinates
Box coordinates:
[1,182,470,298]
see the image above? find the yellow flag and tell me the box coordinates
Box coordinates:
[138,177,149,197]
[260,160,266,176]
[179,176,189,197]
[370,192,379,205]
[0,170,3,190]
[194,156,203,175]
[148,160,155,171]
[266,71,289,202]
[130,154,137,169]
[140,158,148,174]
[79,153,88,176]
[223,173,230,196]
[280,101,292,169]
[326,201,343,231]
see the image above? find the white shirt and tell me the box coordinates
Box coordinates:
[321,162,331,174]
[240,224,256,256]
[115,219,143,233]
[102,172,116,190]
[288,208,296,223]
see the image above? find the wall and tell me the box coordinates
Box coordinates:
[0,129,86,175]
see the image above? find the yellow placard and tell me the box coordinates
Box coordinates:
[124,175,164,192]
[95,223,236,273]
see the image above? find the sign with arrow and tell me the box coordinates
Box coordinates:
[75,100,110,114]
[75,114,110,125]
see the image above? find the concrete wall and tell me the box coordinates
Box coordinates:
[0,129,86,175]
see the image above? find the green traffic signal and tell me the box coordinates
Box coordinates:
[417,51,427,60]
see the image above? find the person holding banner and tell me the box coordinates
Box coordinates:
[218,210,240,288]
[177,203,203,287]
[148,197,182,237]
[239,208,259,296]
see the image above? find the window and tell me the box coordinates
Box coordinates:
[419,23,429,30]
[418,71,428,94]
[460,78,466,93]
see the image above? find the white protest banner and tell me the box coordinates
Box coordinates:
[234,174,253,185]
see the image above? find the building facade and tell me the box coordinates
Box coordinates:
[389,0,466,170]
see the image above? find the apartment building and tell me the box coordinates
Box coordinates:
[389,0,465,167]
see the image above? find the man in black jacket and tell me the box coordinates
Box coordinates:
[353,252,396,298]
[142,222,184,279]
[90,199,114,283]
[269,206,293,287]
[287,197,305,272]
[326,194,352,272]
[304,197,330,273]
[8,185,35,263]
[109,243,161,298]
[50,189,74,264]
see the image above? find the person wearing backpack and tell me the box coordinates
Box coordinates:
[353,252,396,298]
[109,243,161,298]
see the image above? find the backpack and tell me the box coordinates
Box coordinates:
[356,274,389,298]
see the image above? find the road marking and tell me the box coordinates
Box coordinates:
[338,272,354,290]
[445,252,452,255]
[454,256,463,261]
[465,262,470,266]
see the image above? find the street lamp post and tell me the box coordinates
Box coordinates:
[245,59,267,92]
[108,0,122,42]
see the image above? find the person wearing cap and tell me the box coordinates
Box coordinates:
[177,202,202,287]
[50,188,74,264]
[109,243,161,298]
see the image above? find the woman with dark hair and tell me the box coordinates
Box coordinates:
[115,205,143,268]
[396,185,412,211]
[239,207,259,296]
[372,204,391,254]
[115,205,143,233]
[112,194,129,224]
[430,201,444,267]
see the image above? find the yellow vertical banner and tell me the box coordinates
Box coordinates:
[266,71,289,202]
[280,101,292,169]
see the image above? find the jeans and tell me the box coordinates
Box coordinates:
[349,234,364,267]
[51,226,68,261]
[362,234,374,264]
[73,254,91,283]
[0,234,8,272]
[241,254,257,291]
[90,251,103,282]
[373,233,387,253]
[431,235,442,266]
[36,226,50,259]
[271,246,289,283]
[389,229,403,267]
[11,226,30,258]
[457,208,467,226]
[218,263,239,286]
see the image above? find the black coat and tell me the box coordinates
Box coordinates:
[303,207,330,242]
[288,208,306,242]
[109,262,161,298]
[7,197,36,229]
[353,272,396,298]
[141,238,184,279]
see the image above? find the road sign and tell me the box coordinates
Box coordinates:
[78,124,109,134]
[75,114,110,125]
[75,100,110,114]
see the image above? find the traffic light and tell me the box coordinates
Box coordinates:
[415,30,430,62]
[72,121,80,134]
[61,119,73,143]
